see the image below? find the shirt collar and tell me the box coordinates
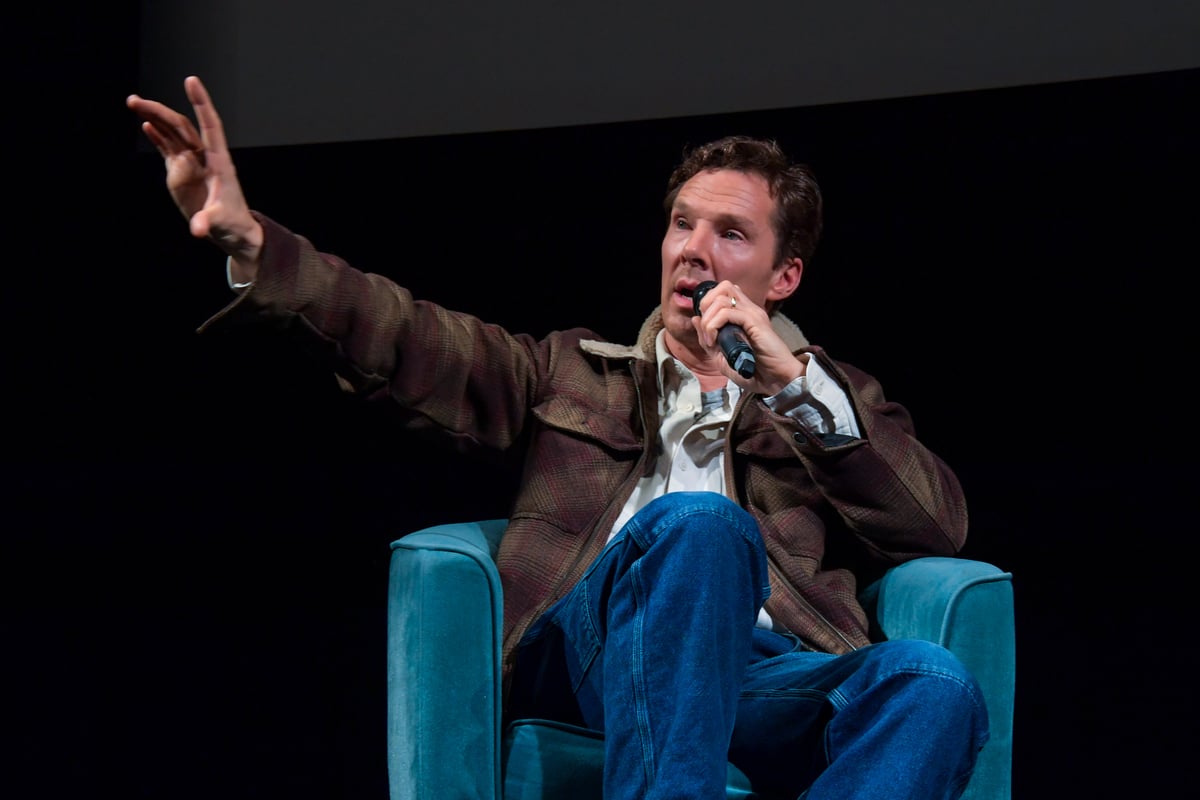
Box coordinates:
[653,329,741,417]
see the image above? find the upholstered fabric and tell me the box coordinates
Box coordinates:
[387,521,506,800]
[388,521,1014,800]
[867,557,1016,800]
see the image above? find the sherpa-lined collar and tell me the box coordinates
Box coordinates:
[579,305,809,361]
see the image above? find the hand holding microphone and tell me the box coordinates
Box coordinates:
[692,280,756,378]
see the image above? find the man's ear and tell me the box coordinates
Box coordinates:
[767,257,803,303]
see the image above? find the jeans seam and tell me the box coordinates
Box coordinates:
[629,559,656,787]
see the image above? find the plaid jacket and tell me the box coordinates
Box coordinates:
[202,213,968,690]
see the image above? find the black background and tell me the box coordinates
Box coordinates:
[9,4,1198,797]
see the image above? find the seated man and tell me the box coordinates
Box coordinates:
[128,76,989,799]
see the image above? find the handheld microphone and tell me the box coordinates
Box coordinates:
[692,280,756,378]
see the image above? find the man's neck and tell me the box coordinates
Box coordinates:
[663,332,729,392]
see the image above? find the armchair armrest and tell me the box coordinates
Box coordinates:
[865,557,1015,800]
[387,519,508,800]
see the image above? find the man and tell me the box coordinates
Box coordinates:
[128,76,988,799]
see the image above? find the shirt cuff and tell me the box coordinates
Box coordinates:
[226,256,254,290]
[763,358,862,438]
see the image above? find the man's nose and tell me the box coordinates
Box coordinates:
[682,226,713,266]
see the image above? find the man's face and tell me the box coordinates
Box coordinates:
[660,168,797,346]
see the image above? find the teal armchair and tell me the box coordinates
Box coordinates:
[387,520,1015,799]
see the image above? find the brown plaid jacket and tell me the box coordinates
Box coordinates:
[202,213,968,690]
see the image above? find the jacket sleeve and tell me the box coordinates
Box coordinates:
[764,346,969,563]
[196,212,545,454]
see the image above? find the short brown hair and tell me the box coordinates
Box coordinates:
[663,136,823,267]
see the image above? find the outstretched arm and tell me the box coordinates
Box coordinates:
[127,75,263,283]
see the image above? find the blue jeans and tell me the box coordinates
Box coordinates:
[509,492,989,800]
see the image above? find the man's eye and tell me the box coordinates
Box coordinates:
[674,217,690,229]
[723,230,744,241]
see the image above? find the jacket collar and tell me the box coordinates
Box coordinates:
[580,305,809,361]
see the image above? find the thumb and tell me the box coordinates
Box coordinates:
[189,208,212,239]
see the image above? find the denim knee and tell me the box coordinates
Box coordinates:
[872,639,980,685]
[627,492,759,548]
[834,639,990,744]
[619,491,771,614]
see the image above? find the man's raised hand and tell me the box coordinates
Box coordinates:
[127,76,262,276]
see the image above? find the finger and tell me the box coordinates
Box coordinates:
[691,315,716,350]
[129,95,202,155]
[140,121,207,179]
[700,280,741,314]
[139,120,170,158]
[184,76,230,157]
[700,307,729,348]
[700,284,736,327]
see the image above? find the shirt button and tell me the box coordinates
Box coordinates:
[680,402,695,413]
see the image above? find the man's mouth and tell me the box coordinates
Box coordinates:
[671,282,702,315]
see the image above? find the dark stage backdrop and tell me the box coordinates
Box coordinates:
[9,4,1199,798]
